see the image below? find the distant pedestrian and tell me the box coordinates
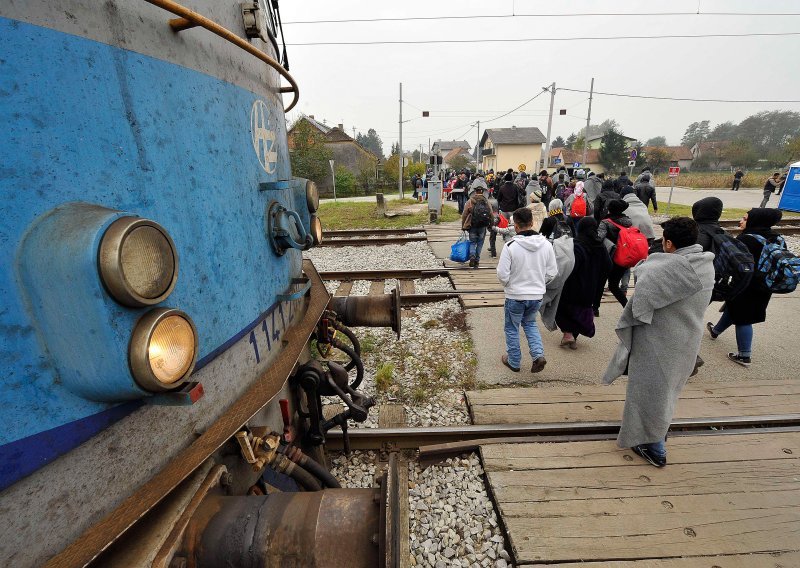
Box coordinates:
[619,186,656,243]
[634,173,658,213]
[555,217,611,349]
[731,169,744,191]
[539,198,573,240]
[527,189,548,232]
[497,173,519,218]
[452,173,468,213]
[593,180,619,222]
[583,172,603,203]
[759,173,781,208]
[614,171,631,192]
[497,207,558,374]
[461,185,493,268]
[598,199,636,307]
[604,217,715,467]
[707,208,788,367]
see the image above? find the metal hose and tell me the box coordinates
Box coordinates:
[299,454,342,489]
[330,338,364,390]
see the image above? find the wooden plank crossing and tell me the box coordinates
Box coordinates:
[481,431,800,565]
[467,380,800,425]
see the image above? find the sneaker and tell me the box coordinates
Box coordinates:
[501,354,520,373]
[706,322,718,339]
[473,260,480,269]
[690,355,704,377]
[468,258,476,268]
[593,308,600,317]
[631,445,667,468]
[530,357,547,373]
[728,353,751,368]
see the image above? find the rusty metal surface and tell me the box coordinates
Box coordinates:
[47,260,328,568]
[194,491,380,568]
[329,287,402,336]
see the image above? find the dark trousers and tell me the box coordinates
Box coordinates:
[455,192,467,213]
[489,228,498,255]
[731,179,741,191]
[607,263,629,307]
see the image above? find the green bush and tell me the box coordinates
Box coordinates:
[334,165,358,197]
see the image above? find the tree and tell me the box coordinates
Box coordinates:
[681,120,710,147]
[573,136,585,151]
[448,154,471,172]
[355,128,385,159]
[784,135,800,163]
[334,165,356,196]
[390,141,399,156]
[644,147,670,173]
[736,110,800,153]
[709,121,738,141]
[578,119,620,140]
[645,136,667,147]
[565,133,577,149]
[289,120,333,185]
[411,149,421,163]
[552,135,566,148]
[723,139,758,169]
[598,127,629,173]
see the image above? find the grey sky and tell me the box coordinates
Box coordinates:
[280,0,800,155]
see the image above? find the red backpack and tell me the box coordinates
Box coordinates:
[571,194,587,218]
[608,220,649,268]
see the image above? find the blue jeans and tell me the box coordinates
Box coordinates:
[503,299,544,368]
[468,227,486,261]
[455,192,467,213]
[713,309,753,357]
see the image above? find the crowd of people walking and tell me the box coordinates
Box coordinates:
[452,165,799,468]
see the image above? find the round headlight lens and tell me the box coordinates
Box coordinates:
[310,215,323,245]
[100,217,178,307]
[130,308,197,392]
[149,315,196,384]
[306,180,320,213]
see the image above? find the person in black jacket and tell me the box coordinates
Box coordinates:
[593,180,619,222]
[692,197,725,252]
[707,208,783,367]
[731,169,744,191]
[497,173,519,218]
[598,199,634,307]
[614,171,631,192]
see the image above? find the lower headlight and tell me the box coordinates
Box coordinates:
[130,308,197,392]
[310,215,323,245]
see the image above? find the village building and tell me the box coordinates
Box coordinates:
[549,147,604,173]
[584,133,639,150]
[690,140,733,170]
[287,114,379,192]
[479,127,546,173]
[642,145,695,171]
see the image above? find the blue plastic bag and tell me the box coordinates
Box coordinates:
[449,232,470,263]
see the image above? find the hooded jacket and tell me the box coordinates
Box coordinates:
[583,175,603,203]
[497,181,520,214]
[496,231,558,300]
[620,191,656,240]
[691,197,725,252]
[462,192,491,230]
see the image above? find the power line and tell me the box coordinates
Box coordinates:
[286,31,800,46]
[558,87,800,104]
[283,12,800,25]
[481,89,549,124]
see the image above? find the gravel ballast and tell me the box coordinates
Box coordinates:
[305,242,441,272]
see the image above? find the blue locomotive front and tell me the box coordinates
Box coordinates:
[0,2,390,566]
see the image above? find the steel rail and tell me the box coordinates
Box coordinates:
[728,226,800,236]
[319,269,451,281]
[143,0,300,112]
[324,414,800,451]
[318,236,428,247]
[324,228,426,237]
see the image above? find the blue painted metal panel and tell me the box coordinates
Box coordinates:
[0,16,308,457]
[778,163,800,213]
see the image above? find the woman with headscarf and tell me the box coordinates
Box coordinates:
[707,208,784,367]
[691,196,725,252]
[555,217,612,348]
[527,189,548,232]
[539,198,573,240]
[564,183,592,222]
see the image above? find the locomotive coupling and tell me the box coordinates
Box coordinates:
[328,286,402,338]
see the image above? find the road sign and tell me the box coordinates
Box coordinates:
[630,149,638,161]
[627,160,636,167]
[553,158,562,165]
[518,163,526,172]
[573,162,581,168]
[403,157,409,167]
[668,166,680,177]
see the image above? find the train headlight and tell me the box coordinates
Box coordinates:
[99,217,178,307]
[310,215,323,245]
[130,308,197,392]
[306,180,319,213]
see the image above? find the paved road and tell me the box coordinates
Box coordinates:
[655,186,786,211]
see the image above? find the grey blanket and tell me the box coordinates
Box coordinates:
[539,236,575,331]
[602,245,715,447]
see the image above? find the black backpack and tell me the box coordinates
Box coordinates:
[550,217,573,240]
[517,187,527,209]
[471,198,492,228]
[710,233,755,301]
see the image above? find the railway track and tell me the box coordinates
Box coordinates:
[719,219,800,235]
[320,228,427,247]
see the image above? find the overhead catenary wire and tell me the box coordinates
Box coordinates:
[286,31,800,46]
[557,87,800,104]
[283,12,800,25]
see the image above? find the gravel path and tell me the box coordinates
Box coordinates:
[409,454,511,568]
[784,235,800,255]
[305,241,442,271]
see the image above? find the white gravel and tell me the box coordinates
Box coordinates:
[414,276,454,294]
[409,454,510,568]
[784,235,800,255]
[328,450,378,489]
[324,280,340,295]
[349,280,372,296]
[384,278,400,293]
[305,241,441,271]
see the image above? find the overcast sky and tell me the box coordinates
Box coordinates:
[280,0,800,155]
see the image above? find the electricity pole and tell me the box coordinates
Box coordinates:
[582,78,594,168]
[398,82,403,199]
[475,120,481,171]
[542,82,556,172]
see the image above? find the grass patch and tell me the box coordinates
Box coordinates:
[375,362,395,393]
[411,386,427,404]
[359,332,378,354]
[318,198,460,230]
[434,362,450,379]
[653,172,763,189]
[422,319,440,329]
[657,203,750,220]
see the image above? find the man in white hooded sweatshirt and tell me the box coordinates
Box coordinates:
[497,207,559,373]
